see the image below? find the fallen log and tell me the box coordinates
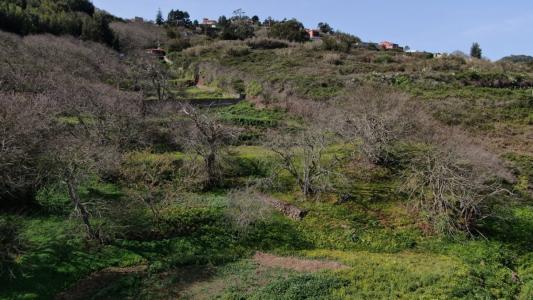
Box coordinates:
[258,194,308,220]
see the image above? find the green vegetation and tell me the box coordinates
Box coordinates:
[218,101,286,128]
[0,0,117,46]
[1,3,532,300]
[269,19,309,42]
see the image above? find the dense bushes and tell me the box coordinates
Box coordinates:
[455,70,533,88]
[321,33,360,53]
[167,37,191,52]
[0,31,143,217]
[110,22,165,52]
[0,0,117,47]
[225,45,251,57]
[220,21,255,40]
[0,93,53,207]
[269,19,309,42]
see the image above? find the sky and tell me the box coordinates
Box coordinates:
[92,0,533,60]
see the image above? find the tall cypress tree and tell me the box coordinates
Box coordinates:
[470,42,482,59]
[156,8,164,25]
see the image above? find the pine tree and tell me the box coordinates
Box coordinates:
[470,42,482,59]
[156,8,163,25]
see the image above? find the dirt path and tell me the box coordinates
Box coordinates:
[253,252,348,272]
[55,265,148,300]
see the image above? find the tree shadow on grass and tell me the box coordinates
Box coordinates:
[0,239,104,299]
[479,205,533,253]
[243,217,314,252]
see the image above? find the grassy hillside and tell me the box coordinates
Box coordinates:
[1,9,532,300]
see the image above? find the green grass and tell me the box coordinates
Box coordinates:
[252,272,348,299]
[303,249,512,299]
[126,151,186,163]
[181,86,231,99]
[218,101,287,128]
[4,183,532,299]
[505,153,533,193]
[0,216,146,300]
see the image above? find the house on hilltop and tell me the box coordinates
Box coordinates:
[306,29,320,40]
[202,18,218,27]
[379,41,402,50]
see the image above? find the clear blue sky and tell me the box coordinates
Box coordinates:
[92,0,533,60]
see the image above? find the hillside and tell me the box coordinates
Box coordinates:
[1,4,532,300]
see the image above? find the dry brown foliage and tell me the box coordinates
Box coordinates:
[110,22,166,53]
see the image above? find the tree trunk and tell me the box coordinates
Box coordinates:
[156,80,162,101]
[66,178,97,240]
[205,152,217,187]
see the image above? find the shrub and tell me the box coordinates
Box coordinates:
[183,45,211,57]
[374,54,395,64]
[247,38,288,50]
[35,184,71,214]
[225,188,273,233]
[322,33,360,53]
[518,253,533,300]
[167,38,191,52]
[245,80,263,97]
[225,46,251,57]
[323,52,343,65]
[341,91,417,166]
[231,78,246,94]
[220,22,255,40]
[403,148,503,236]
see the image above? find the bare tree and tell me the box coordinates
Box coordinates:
[402,147,507,235]
[339,90,417,165]
[43,135,113,240]
[110,22,166,53]
[121,151,180,227]
[268,126,345,198]
[0,93,53,207]
[40,82,142,241]
[181,104,238,188]
[144,59,170,102]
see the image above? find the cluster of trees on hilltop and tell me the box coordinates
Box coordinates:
[0,0,118,47]
[500,55,533,64]
[157,7,351,48]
